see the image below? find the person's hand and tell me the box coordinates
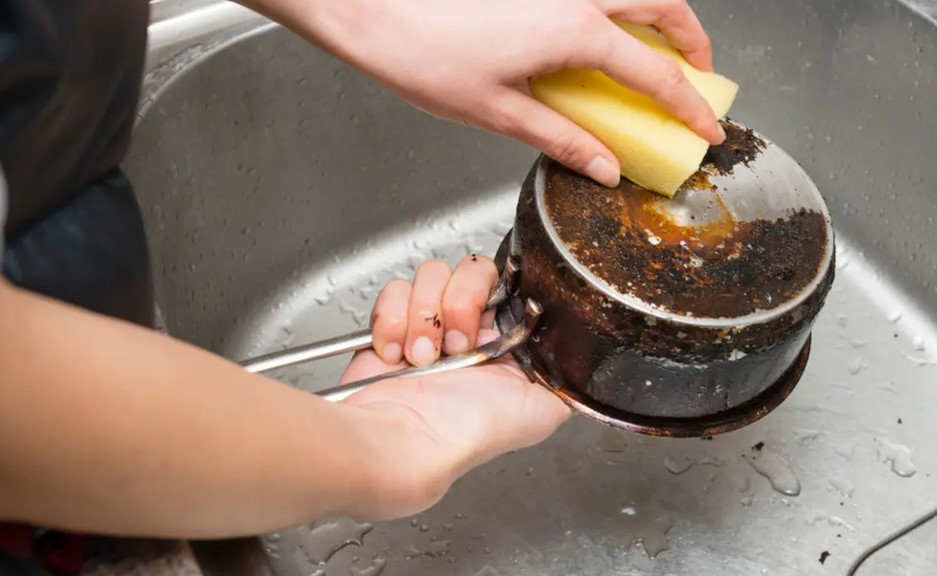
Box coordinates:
[337,256,570,520]
[266,0,724,188]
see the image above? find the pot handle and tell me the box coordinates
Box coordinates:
[313,298,541,402]
[237,257,534,400]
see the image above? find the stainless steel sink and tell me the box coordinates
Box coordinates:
[128,1,937,574]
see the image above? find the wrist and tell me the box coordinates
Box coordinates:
[335,400,457,521]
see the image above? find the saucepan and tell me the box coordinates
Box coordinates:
[240,120,835,438]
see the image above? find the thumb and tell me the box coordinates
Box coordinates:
[489,89,622,188]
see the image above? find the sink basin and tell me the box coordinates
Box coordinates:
[127,0,937,574]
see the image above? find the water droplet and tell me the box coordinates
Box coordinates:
[744,448,801,496]
[699,456,726,467]
[808,512,856,532]
[904,354,935,367]
[404,540,450,559]
[419,524,429,533]
[304,519,373,564]
[620,506,637,516]
[912,336,926,351]
[876,439,917,477]
[829,477,855,498]
[633,516,672,559]
[847,356,865,375]
[663,455,695,475]
[888,311,903,323]
[741,496,755,507]
[794,429,822,446]
[351,556,387,576]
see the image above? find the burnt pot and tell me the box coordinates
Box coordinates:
[494,129,835,438]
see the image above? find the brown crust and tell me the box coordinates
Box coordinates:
[543,165,829,318]
[703,119,767,175]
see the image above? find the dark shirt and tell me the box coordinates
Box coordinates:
[0,0,153,326]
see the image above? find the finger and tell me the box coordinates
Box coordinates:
[441,255,499,354]
[490,88,622,188]
[405,260,452,367]
[370,279,412,364]
[596,0,713,71]
[588,22,724,144]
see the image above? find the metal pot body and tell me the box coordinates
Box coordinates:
[496,157,835,437]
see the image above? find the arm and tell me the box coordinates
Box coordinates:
[234,0,725,188]
[0,255,567,536]
[0,278,407,538]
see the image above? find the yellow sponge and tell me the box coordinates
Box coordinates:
[530,22,739,197]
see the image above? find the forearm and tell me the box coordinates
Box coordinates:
[0,280,397,538]
[232,0,374,68]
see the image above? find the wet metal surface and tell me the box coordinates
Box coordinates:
[130,0,937,573]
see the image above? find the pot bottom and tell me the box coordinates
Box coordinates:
[493,234,810,438]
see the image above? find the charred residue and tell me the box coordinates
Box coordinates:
[544,165,828,318]
[703,120,766,175]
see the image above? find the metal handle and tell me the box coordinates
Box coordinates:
[241,329,375,374]
[315,298,541,402]
[238,258,523,392]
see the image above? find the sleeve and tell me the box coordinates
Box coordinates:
[0,163,6,262]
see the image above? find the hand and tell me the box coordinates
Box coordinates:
[281,0,724,187]
[337,256,570,519]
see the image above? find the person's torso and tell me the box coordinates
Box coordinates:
[1,0,148,234]
[0,0,153,326]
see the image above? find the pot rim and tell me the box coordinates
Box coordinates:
[532,127,835,329]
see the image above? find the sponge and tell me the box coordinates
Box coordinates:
[530,22,739,197]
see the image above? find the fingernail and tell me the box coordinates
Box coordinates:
[382,343,402,364]
[716,123,727,143]
[411,336,437,366]
[444,330,469,354]
[585,156,620,188]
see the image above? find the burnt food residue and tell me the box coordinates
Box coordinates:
[703,120,766,175]
[544,166,828,318]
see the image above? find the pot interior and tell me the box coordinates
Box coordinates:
[536,121,835,327]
